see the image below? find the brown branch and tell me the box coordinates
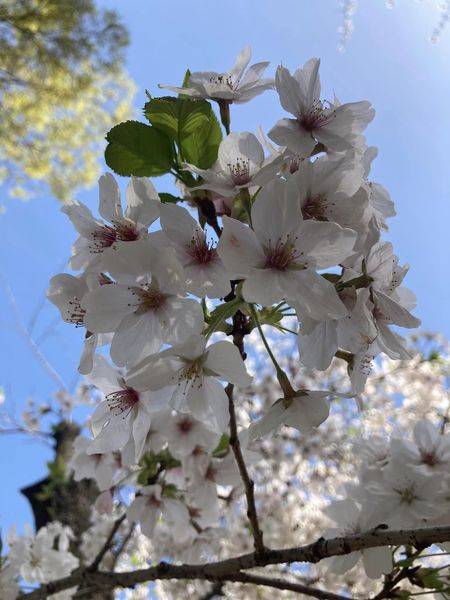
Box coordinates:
[111,523,136,569]
[88,514,126,572]
[197,581,224,599]
[193,196,222,238]
[227,572,352,600]
[227,383,265,555]
[21,525,450,599]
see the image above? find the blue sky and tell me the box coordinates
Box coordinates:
[1,0,449,538]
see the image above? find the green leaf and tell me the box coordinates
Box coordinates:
[159,192,182,204]
[181,69,192,89]
[205,297,243,338]
[157,448,181,470]
[162,483,178,499]
[212,434,230,458]
[137,451,159,485]
[105,120,175,177]
[182,110,221,168]
[144,97,222,169]
[417,568,445,590]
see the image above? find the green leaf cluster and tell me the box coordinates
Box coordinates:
[145,96,222,169]
[137,448,181,486]
[105,94,222,185]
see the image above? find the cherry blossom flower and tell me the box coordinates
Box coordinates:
[121,409,170,467]
[366,463,448,528]
[159,203,231,298]
[63,173,160,270]
[249,390,332,439]
[159,47,274,104]
[161,412,221,458]
[85,355,172,460]
[360,146,396,231]
[218,178,357,319]
[8,524,78,584]
[321,499,392,578]
[186,452,245,528]
[82,240,204,367]
[69,435,117,491]
[390,419,450,475]
[128,334,252,433]
[269,59,374,157]
[0,563,19,600]
[47,272,112,374]
[183,131,285,197]
[127,484,190,539]
[294,286,358,371]
[291,155,367,234]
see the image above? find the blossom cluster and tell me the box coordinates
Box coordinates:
[1,513,152,600]
[323,418,450,579]
[2,335,449,598]
[43,46,422,553]
[0,46,427,598]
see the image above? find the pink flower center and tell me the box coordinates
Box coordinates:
[186,231,217,265]
[177,416,195,434]
[302,196,334,221]
[146,493,162,509]
[106,388,139,418]
[128,285,167,314]
[421,450,439,467]
[300,100,334,132]
[227,157,251,186]
[205,464,217,481]
[264,236,304,271]
[90,222,139,253]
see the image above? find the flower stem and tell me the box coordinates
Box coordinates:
[218,99,231,135]
[249,304,295,398]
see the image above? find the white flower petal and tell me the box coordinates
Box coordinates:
[205,341,252,387]
[98,173,123,223]
[218,216,265,276]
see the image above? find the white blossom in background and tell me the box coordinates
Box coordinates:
[69,435,117,491]
[8,524,78,585]
[127,484,190,539]
[322,499,393,578]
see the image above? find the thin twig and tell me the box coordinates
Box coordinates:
[88,514,126,572]
[2,279,66,390]
[111,523,136,569]
[227,383,265,555]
